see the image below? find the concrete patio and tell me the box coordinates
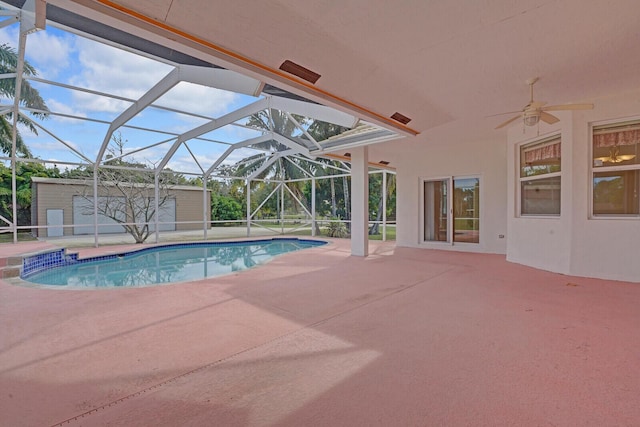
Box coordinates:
[1,238,639,426]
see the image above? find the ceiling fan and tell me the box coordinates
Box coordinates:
[494,77,594,129]
[594,146,636,164]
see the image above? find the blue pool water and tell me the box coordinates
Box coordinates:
[24,238,326,288]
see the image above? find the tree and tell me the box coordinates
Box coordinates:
[76,133,176,244]
[301,159,351,221]
[233,110,314,226]
[235,109,348,232]
[0,161,59,227]
[0,43,49,157]
[211,193,243,222]
[369,172,396,235]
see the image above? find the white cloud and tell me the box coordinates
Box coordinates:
[165,147,263,174]
[67,38,242,119]
[72,91,131,114]
[223,123,264,142]
[0,26,73,80]
[75,37,172,92]
[68,37,172,112]
[25,31,74,79]
[0,26,18,47]
[46,99,87,123]
[23,133,89,162]
[154,82,238,118]
[28,139,79,153]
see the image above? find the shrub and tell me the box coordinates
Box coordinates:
[325,218,348,238]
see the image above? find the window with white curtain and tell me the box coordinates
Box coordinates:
[592,121,640,216]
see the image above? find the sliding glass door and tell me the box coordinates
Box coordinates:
[423,177,480,244]
[453,177,480,243]
[423,179,449,242]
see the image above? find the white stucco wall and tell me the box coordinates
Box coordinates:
[506,111,574,273]
[394,133,508,254]
[391,89,640,282]
[568,91,640,282]
[506,90,640,282]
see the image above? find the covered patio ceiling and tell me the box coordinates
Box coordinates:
[0,0,402,181]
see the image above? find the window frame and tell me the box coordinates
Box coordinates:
[517,134,562,217]
[589,117,640,219]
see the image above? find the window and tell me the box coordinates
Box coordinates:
[592,121,640,216]
[423,177,480,243]
[519,136,561,216]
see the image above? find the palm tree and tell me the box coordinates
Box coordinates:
[369,172,396,235]
[234,109,312,216]
[235,109,348,220]
[0,43,49,157]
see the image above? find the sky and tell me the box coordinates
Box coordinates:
[0,14,266,175]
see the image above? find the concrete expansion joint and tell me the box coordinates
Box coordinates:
[305,268,457,330]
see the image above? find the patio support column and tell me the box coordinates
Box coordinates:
[350,146,369,256]
[311,177,316,237]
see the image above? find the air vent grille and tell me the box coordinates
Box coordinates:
[390,112,411,125]
[279,60,321,84]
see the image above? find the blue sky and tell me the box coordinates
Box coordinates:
[0,18,264,175]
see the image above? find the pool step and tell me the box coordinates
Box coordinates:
[0,256,22,279]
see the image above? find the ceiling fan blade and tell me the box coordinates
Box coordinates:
[543,103,594,111]
[495,115,521,129]
[540,111,560,124]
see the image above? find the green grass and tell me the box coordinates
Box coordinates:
[284,226,396,240]
[0,232,38,243]
[368,226,396,241]
[453,218,479,231]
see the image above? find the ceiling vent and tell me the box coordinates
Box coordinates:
[390,112,411,125]
[279,60,321,84]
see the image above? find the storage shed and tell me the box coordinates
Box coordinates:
[31,177,211,237]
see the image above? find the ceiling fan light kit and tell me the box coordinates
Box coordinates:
[523,112,539,127]
[494,78,594,130]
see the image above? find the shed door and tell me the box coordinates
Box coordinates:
[46,209,64,237]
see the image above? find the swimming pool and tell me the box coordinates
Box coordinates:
[22,238,326,288]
